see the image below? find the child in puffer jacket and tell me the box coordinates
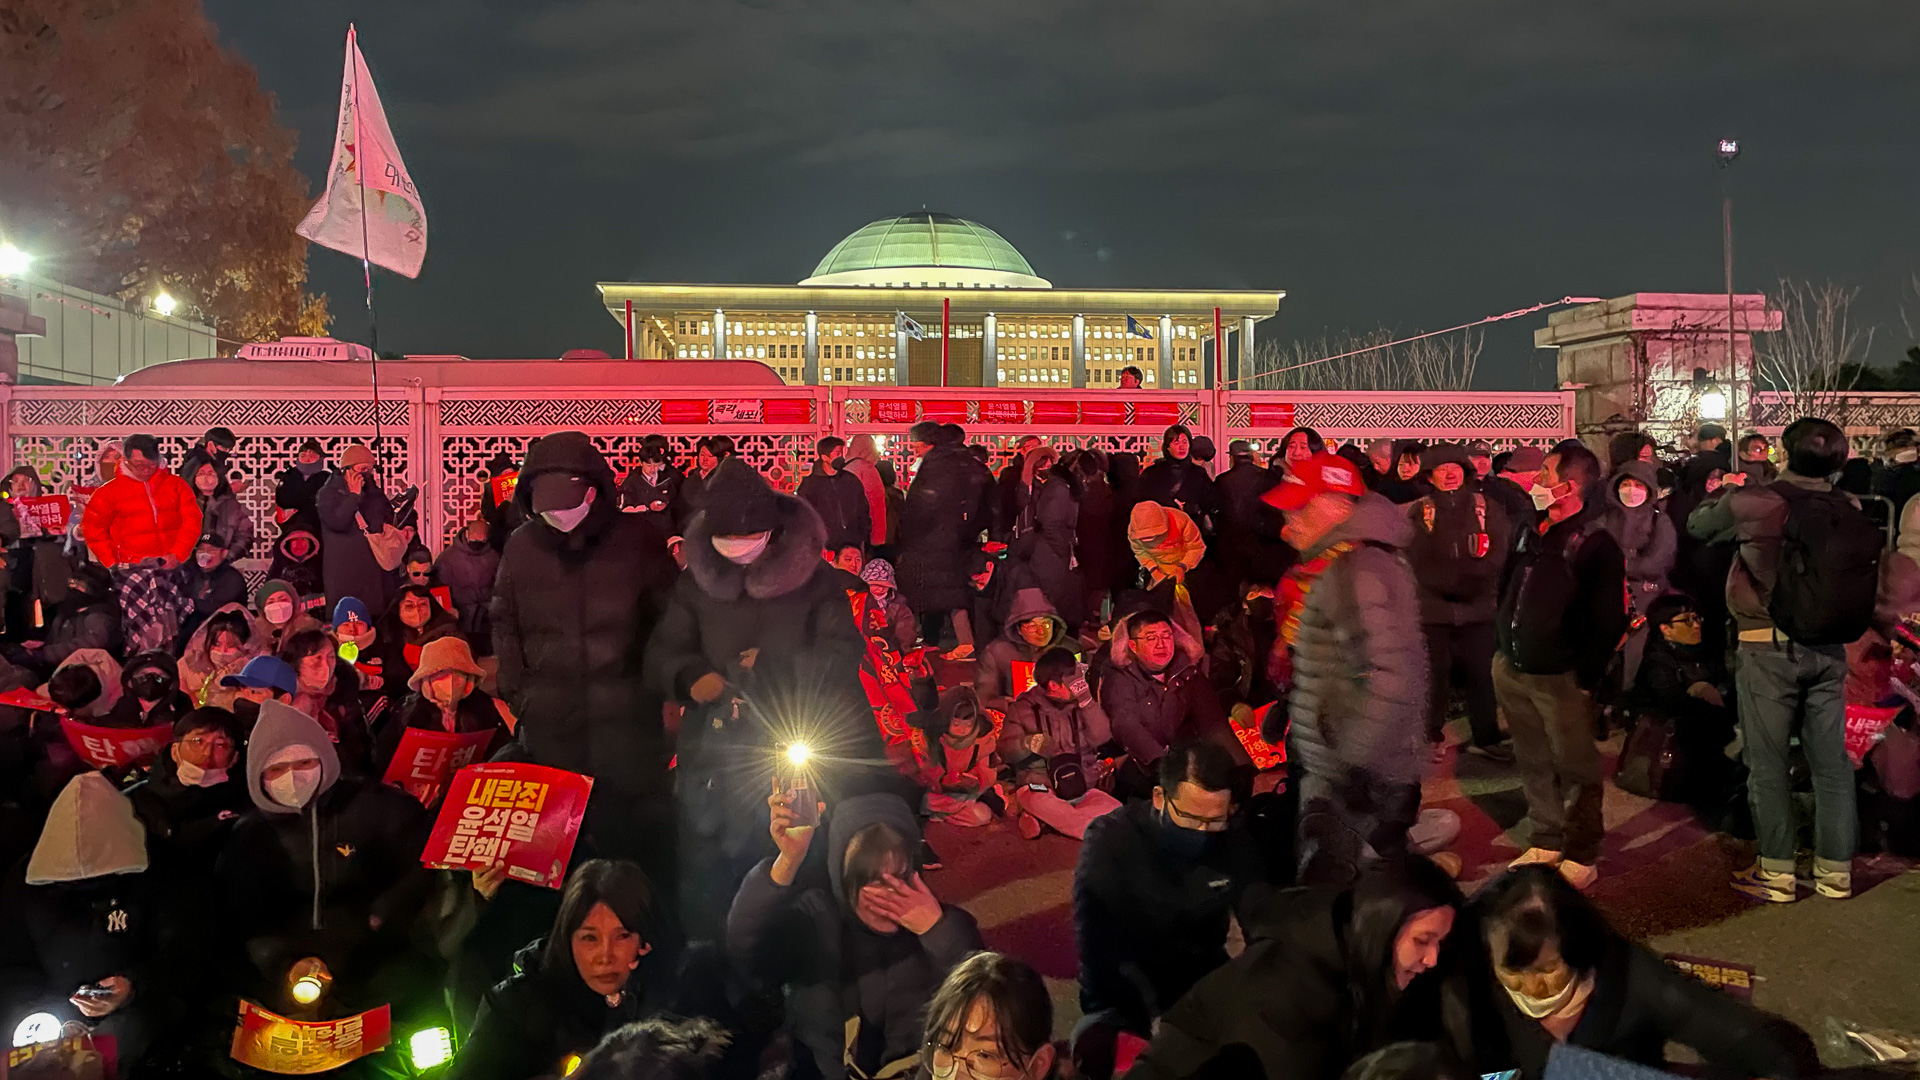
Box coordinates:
[858,559,918,654]
[916,687,1004,827]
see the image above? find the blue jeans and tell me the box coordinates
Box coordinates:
[1734,641,1854,868]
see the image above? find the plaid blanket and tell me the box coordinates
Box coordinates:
[115,565,191,654]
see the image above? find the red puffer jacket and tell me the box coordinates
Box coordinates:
[80,471,204,567]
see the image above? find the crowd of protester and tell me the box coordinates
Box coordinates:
[0,411,1915,1080]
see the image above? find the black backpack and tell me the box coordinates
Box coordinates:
[1768,482,1882,646]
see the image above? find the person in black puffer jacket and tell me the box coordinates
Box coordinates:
[492,431,678,883]
[274,440,332,539]
[1406,444,1513,758]
[647,457,884,942]
[897,422,995,656]
[434,517,502,654]
[1006,447,1083,630]
[617,434,686,538]
[99,649,193,730]
[449,859,682,1080]
[796,436,874,553]
[39,562,123,670]
[126,707,250,877]
[1134,425,1222,533]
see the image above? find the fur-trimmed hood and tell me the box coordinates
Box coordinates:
[685,487,831,602]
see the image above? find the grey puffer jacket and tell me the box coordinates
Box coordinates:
[1274,493,1428,787]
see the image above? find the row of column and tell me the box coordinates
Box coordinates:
[708,308,1257,388]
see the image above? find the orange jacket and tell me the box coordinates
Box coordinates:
[81,471,203,567]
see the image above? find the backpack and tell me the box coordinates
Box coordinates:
[1614,713,1685,801]
[1767,483,1882,646]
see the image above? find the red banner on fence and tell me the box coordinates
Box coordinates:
[920,400,968,423]
[381,727,496,807]
[1133,402,1183,427]
[1249,403,1297,427]
[763,399,814,425]
[872,400,917,424]
[981,401,1026,425]
[230,1000,391,1075]
[1081,402,1127,425]
[488,471,519,506]
[660,399,710,424]
[61,718,172,769]
[1032,401,1079,426]
[422,762,592,888]
[12,494,72,532]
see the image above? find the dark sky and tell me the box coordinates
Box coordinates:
[204,0,1920,389]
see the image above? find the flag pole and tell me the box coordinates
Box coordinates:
[941,296,950,387]
[351,27,383,453]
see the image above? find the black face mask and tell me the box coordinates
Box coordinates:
[1157,808,1213,860]
[231,699,261,728]
[128,673,173,702]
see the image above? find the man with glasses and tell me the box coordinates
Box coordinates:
[1101,610,1234,800]
[127,707,249,874]
[1070,742,1266,1080]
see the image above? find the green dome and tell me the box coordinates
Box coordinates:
[801,213,1049,288]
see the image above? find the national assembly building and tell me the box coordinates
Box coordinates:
[598,212,1282,390]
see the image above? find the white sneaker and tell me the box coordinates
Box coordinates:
[1557,859,1598,891]
[1798,860,1852,899]
[1731,863,1795,903]
[1509,847,1563,869]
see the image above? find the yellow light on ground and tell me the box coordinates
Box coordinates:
[152,291,178,316]
[785,741,812,767]
[409,1026,454,1069]
[561,1053,583,1076]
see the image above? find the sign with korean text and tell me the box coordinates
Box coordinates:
[5,1032,118,1078]
[230,1000,391,1075]
[873,400,917,425]
[381,727,496,807]
[1010,660,1036,698]
[710,399,764,424]
[61,718,172,769]
[1249,402,1297,427]
[422,762,592,888]
[1133,402,1183,427]
[1662,953,1755,1001]
[1844,705,1900,769]
[981,401,1025,425]
[488,471,519,506]
[13,494,72,533]
[1081,402,1127,425]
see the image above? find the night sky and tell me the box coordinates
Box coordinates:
[203,0,1919,389]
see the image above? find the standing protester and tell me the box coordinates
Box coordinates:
[1215,439,1285,589]
[274,439,331,539]
[1602,460,1676,691]
[1007,446,1083,630]
[1070,449,1119,637]
[1134,425,1221,533]
[898,421,994,660]
[1736,433,1777,482]
[183,451,254,564]
[79,434,202,653]
[796,436,873,554]
[493,432,677,883]
[1276,426,1324,475]
[315,443,398,615]
[1873,427,1920,520]
[648,457,880,940]
[1687,417,1869,902]
[677,435,736,521]
[1493,443,1626,891]
[993,435,1045,543]
[1484,446,1545,538]
[843,434,891,554]
[435,517,502,652]
[1406,444,1513,761]
[1118,366,1144,390]
[618,433,685,537]
[1263,452,1429,885]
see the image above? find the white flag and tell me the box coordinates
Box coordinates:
[896,312,925,341]
[297,25,427,278]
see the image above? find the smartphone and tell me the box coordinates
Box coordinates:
[783,773,820,827]
[74,984,115,1000]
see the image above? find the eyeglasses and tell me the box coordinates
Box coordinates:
[1164,797,1234,832]
[1665,613,1703,627]
[180,733,233,752]
[928,1044,1023,1080]
[1133,632,1175,648]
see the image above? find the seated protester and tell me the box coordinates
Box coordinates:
[265,525,325,605]
[859,558,918,653]
[729,791,983,1080]
[435,518,502,654]
[216,701,436,1014]
[1207,584,1282,722]
[1099,610,1231,798]
[181,533,248,641]
[921,952,1063,1080]
[1468,865,1802,1080]
[176,603,262,709]
[281,627,379,770]
[100,649,192,730]
[1001,647,1121,841]
[43,648,121,723]
[222,653,299,732]
[975,587,1071,714]
[0,774,180,1065]
[917,686,1004,829]
[329,597,389,713]
[1124,858,1467,1080]
[372,636,509,779]
[1627,594,1734,798]
[449,859,681,1080]
[375,584,461,707]
[37,562,123,669]
[126,706,249,875]
[1070,742,1271,1080]
[254,578,321,657]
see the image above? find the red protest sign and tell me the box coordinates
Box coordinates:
[1032,401,1079,426]
[872,399,917,424]
[1081,401,1127,425]
[429,585,454,612]
[1845,705,1901,769]
[422,762,592,888]
[1133,402,1183,426]
[981,400,1025,425]
[381,727,496,807]
[61,718,172,769]
[230,1000,390,1075]
[488,471,519,506]
[1010,659,1036,698]
[6,1032,118,1078]
[13,494,71,532]
[921,399,968,423]
[1249,402,1297,427]
[0,687,56,712]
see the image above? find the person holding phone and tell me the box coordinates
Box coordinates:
[728,791,983,1080]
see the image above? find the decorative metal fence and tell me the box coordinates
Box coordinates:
[0,383,1576,555]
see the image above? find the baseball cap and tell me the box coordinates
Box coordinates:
[528,472,591,513]
[1504,447,1546,472]
[1261,452,1367,511]
[221,655,298,696]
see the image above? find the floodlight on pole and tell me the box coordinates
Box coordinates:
[152,291,179,317]
[0,243,31,277]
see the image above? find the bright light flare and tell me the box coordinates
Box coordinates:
[0,244,30,277]
[152,292,178,317]
[12,1013,60,1048]
[409,1026,454,1069]
[288,957,331,1005]
[1697,389,1727,420]
[785,742,812,767]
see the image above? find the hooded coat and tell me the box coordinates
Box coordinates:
[1602,460,1676,611]
[266,527,326,604]
[40,565,124,668]
[100,651,192,730]
[974,587,1070,711]
[1278,493,1429,789]
[1405,470,1513,626]
[434,537,501,649]
[897,443,995,614]
[844,436,890,548]
[1215,454,1289,588]
[314,468,397,615]
[274,459,332,538]
[492,432,677,800]
[1072,798,1269,1031]
[182,448,256,560]
[176,602,263,710]
[1100,616,1229,768]
[253,578,323,656]
[216,702,433,1003]
[727,794,983,1080]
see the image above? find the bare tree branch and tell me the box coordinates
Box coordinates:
[1753,278,1873,429]
[1249,327,1481,391]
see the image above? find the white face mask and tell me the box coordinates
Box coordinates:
[1617,483,1648,508]
[197,552,221,569]
[540,500,593,533]
[264,600,295,624]
[1505,972,1592,1020]
[712,532,772,565]
[1529,484,1554,511]
[265,765,323,808]
[175,760,227,788]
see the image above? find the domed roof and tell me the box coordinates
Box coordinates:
[801,213,1050,288]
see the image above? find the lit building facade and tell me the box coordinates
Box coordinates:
[599,213,1281,389]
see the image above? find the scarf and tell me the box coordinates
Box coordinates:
[1270,540,1359,690]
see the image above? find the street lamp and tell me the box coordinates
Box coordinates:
[1694,367,1727,420]
[152,291,178,317]
[0,243,30,277]
[1716,137,1741,434]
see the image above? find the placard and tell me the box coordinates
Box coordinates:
[711,399,764,424]
[488,471,519,506]
[873,400,917,424]
[981,401,1025,424]
[1844,705,1901,769]
[1662,953,1755,1000]
[230,1001,391,1075]
[1010,659,1036,698]
[61,718,172,769]
[381,727,496,807]
[1249,402,1297,427]
[422,762,592,888]
[13,494,72,532]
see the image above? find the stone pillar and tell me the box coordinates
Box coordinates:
[712,310,727,359]
[1157,316,1174,389]
[1240,316,1256,386]
[1071,314,1087,388]
[1534,292,1780,451]
[803,312,819,383]
[895,317,911,386]
[982,312,998,387]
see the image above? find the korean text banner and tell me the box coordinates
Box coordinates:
[422,762,592,888]
[230,1000,391,1075]
[381,727,495,807]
